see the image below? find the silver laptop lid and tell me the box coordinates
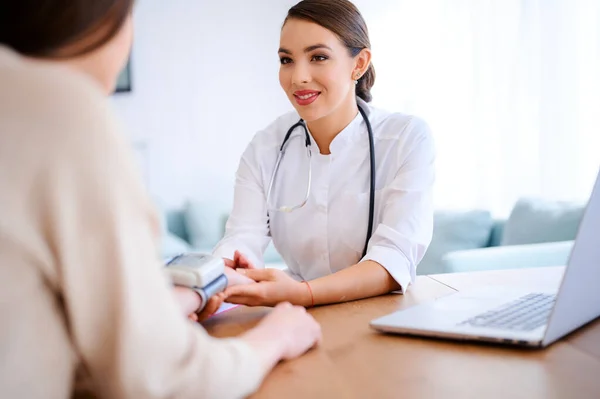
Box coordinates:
[543,168,600,345]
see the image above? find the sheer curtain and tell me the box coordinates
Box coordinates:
[361,0,600,216]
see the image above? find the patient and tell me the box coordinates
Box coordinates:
[0,1,320,398]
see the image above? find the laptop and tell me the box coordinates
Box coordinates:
[370,169,600,348]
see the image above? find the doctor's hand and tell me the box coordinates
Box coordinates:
[224,268,311,307]
[224,250,256,270]
[223,250,258,287]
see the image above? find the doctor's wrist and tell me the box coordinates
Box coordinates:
[293,280,314,308]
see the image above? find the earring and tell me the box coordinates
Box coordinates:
[354,73,361,85]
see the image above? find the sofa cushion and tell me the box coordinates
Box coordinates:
[184,200,228,250]
[501,198,585,246]
[165,210,189,243]
[442,240,574,273]
[152,198,192,259]
[417,210,494,275]
[488,220,505,247]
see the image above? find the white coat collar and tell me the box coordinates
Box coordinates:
[305,97,373,155]
[328,97,373,154]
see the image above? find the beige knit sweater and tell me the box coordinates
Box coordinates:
[0,45,263,399]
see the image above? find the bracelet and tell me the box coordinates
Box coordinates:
[302,281,314,308]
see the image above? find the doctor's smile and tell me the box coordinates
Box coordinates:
[293,89,321,106]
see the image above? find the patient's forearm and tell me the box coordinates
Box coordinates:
[307,260,400,306]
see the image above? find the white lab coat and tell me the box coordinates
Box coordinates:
[213,98,435,292]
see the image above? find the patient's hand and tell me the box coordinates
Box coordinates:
[173,256,257,323]
[224,251,259,285]
[196,292,226,322]
[172,286,202,317]
[172,286,227,322]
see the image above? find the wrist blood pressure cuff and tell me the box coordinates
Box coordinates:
[164,253,228,311]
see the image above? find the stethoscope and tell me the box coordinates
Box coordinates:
[266,103,376,257]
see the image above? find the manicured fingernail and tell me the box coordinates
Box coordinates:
[236,268,246,274]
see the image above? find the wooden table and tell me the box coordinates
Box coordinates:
[204,267,600,398]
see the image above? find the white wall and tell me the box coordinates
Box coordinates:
[113,0,600,216]
[112,0,298,209]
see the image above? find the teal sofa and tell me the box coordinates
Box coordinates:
[158,198,584,275]
[158,200,283,264]
[418,198,583,275]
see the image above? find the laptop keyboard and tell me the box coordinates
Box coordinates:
[458,293,556,331]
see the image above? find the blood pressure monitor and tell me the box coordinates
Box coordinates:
[165,253,228,311]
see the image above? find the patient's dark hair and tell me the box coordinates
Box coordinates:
[285,0,376,102]
[0,0,134,57]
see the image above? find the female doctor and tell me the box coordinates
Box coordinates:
[215,0,435,308]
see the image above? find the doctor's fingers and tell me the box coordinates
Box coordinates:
[224,283,263,298]
[234,250,256,269]
[225,295,265,307]
[225,285,271,306]
[235,268,277,282]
